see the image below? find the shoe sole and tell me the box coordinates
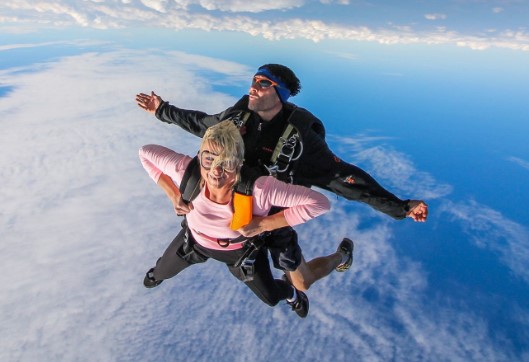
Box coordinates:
[336,238,354,272]
[294,290,309,318]
[144,268,163,288]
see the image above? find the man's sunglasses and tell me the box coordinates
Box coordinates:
[252,76,279,89]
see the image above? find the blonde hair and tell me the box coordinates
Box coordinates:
[201,120,244,172]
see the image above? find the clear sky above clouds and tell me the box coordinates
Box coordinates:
[1,1,529,361]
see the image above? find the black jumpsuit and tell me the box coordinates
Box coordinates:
[154,95,410,271]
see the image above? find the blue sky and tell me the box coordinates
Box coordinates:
[1,1,529,361]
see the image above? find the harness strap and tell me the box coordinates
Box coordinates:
[233,233,268,268]
[266,108,302,182]
[270,124,295,165]
[230,111,251,129]
[180,156,201,204]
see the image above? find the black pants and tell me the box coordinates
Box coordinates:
[151,224,293,307]
[265,226,302,271]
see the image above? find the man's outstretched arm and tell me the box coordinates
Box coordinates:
[136,91,221,137]
[298,127,428,221]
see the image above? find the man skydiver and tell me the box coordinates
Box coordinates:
[135,63,427,291]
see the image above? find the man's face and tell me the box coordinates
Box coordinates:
[248,75,282,113]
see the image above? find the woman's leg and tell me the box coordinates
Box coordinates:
[149,226,208,282]
[224,247,293,306]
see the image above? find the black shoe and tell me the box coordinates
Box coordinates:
[335,238,354,272]
[288,289,309,318]
[143,268,163,288]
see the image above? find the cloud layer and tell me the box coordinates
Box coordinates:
[1,0,529,51]
[0,46,527,361]
[332,134,453,200]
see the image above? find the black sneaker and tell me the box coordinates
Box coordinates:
[288,289,309,318]
[143,268,163,288]
[335,238,354,272]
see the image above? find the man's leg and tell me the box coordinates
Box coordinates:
[285,254,339,292]
[285,238,354,291]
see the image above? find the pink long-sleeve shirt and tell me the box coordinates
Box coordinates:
[139,144,330,251]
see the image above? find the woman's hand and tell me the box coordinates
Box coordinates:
[172,195,193,216]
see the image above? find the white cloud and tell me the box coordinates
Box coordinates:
[493,7,504,13]
[439,199,529,284]
[508,156,529,170]
[0,40,64,51]
[0,48,240,361]
[297,203,512,361]
[1,0,529,51]
[33,1,90,26]
[325,50,359,61]
[0,46,521,361]
[197,0,304,13]
[333,135,453,200]
[140,0,169,13]
[166,50,254,83]
[425,13,447,21]
[320,0,350,4]
[0,39,110,51]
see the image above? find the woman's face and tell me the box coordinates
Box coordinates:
[199,140,239,190]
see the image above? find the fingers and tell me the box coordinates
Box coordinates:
[411,213,427,222]
[174,205,189,215]
[135,92,156,112]
[407,200,428,222]
[174,201,193,216]
[237,228,257,238]
[135,93,148,108]
[135,93,149,102]
[135,92,154,102]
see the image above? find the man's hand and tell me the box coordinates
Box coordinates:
[237,216,266,238]
[237,211,289,237]
[136,91,162,114]
[406,200,428,222]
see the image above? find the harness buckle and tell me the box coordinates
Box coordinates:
[274,134,302,173]
[217,238,230,248]
[230,111,251,129]
[240,255,256,281]
[265,164,279,177]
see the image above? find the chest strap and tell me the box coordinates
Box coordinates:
[265,121,303,182]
